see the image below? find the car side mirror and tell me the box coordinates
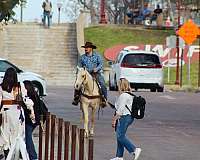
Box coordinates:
[108,61,113,66]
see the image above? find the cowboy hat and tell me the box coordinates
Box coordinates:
[81,42,97,49]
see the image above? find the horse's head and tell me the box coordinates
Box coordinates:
[74,67,88,90]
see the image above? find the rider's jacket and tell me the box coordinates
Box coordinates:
[79,51,103,74]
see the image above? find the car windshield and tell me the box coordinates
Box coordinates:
[122,53,160,66]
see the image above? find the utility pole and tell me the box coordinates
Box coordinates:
[20,1,23,22]
[99,0,107,24]
[175,0,181,85]
[198,34,200,88]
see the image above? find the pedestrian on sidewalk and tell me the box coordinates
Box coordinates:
[42,0,52,28]
[23,80,41,160]
[110,78,141,160]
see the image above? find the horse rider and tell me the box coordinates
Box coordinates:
[72,41,107,107]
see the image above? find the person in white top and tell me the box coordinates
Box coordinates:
[0,67,34,159]
[110,78,141,160]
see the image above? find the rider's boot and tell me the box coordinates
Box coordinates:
[72,90,80,106]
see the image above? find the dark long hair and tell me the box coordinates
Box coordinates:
[1,67,18,93]
[23,80,40,124]
[23,80,39,103]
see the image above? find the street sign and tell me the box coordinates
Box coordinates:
[166,35,185,48]
[177,19,199,45]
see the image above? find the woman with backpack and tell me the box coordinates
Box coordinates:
[110,78,141,160]
[23,80,41,160]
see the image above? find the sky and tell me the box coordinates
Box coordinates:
[14,0,73,23]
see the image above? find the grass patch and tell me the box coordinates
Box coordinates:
[85,25,174,54]
[164,61,199,88]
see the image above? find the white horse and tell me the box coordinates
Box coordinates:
[74,67,101,137]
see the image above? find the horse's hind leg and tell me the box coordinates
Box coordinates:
[89,107,96,137]
[82,104,89,138]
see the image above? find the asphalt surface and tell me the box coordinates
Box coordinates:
[33,86,200,160]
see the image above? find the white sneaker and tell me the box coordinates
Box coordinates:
[110,157,123,160]
[133,148,142,160]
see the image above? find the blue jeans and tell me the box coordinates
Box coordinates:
[43,11,50,27]
[96,73,107,99]
[25,124,37,160]
[116,115,135,157]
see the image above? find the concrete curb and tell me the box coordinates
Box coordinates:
[165,85,200,93]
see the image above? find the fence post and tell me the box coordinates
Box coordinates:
[71,125,77,160]
[64,121,70,160]
[45,112,51,160]
[88,139,94,160]
[57,118,63,160]
[50,115,56,160]
[79,129,85,160]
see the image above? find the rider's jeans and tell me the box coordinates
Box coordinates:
[96,73,107,99]
[116,115,135,157]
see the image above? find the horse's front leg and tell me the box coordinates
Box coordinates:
[89,106,96,137]
[82,103,89,138]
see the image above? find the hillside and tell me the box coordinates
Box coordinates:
[84,25,174,54]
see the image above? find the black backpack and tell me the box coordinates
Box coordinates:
[125,92,146,119]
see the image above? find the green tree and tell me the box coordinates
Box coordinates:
[0,0,26,22]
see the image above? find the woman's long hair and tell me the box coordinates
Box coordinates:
[1,67,18,93]
[23,80,40,104]
[23,80,40,124]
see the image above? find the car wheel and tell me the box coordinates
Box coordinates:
[150,88,156,92]
[157,87,164,92]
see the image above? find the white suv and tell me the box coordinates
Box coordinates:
[0,58,47,96]
[108,47,164,92]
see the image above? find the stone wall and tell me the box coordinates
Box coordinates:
[0,23,78,86]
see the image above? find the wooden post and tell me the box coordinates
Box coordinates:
[57,118,63,160]
[79,129,85,160]
[88,139,94,160]
[64,121,70,160]
[45,112,51,160]
[71,125,77,160]
[50,115,56,160]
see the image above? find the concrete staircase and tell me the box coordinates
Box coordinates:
[0,23,78,86]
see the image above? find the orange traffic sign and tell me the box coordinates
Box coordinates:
[177,19,199,45]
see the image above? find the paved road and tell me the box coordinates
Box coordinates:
[35,86,200,160]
